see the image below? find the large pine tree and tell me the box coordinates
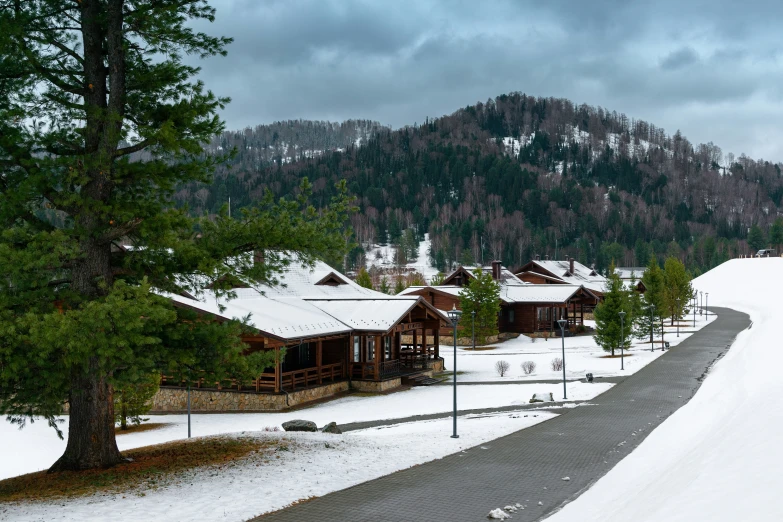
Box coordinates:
[635,256,667,343]
[0,1,352,472]
[458,268,501,344]
[593,263,632,356]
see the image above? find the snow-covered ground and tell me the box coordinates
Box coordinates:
[546,258,782,522]
[364,233,440,283]
[455,315,714,382]
[1,380,608,481]
[2,412,555,521]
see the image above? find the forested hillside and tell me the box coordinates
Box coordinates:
[177,93,783,276]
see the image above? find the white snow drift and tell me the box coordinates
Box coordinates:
[547,258,783,522]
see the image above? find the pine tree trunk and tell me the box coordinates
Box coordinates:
[48,358,124,472]
[120,391,127,430]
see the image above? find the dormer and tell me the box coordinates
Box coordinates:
[314,272,348,287]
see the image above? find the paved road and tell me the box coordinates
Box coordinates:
[253,307,749,522]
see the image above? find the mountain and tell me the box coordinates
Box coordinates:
[177,93,783,276]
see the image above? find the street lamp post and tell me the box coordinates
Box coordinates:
[648,304,654,352]
[558,319,567,400]
[700,291,703,316]
[706,292,709,319]
[447,305,462,439]
[471,310,476,350]
[692,291,697,327]
[618,311,626,371]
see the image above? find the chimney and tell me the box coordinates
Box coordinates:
[545,254,549,261]
[491,260,502,280]
[569,257,575,275]
[535,254,540,261]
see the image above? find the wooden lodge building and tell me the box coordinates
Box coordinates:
[156,259,448,413]
[514,257,608,299]
[400,261,600,334]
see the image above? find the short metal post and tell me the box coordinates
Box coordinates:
[187,384,191,439]
[558,319,567,400]
[471,310,475,350]
[619,311,625,371]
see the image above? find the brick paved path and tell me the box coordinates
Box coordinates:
[253,307,748,522]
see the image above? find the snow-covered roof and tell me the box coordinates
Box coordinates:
[263,258,385,299]
[165,291,352,341]
[443,265,527,286]
[501,284,595,303]
[615,267,646,280]
[400,284,596,305]
[520,260,608,294]
[306,297,446,332]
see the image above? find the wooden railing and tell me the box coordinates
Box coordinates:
[161,362,345,393]
[255,362,344,392]
[350,362,376,380]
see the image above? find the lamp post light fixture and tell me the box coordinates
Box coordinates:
[557,319,568,400]
[618,311,626,371]
[471,310,476,350]
[447,305,462,439]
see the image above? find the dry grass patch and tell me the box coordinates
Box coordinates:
[599,353,636,359]
[114,422,168,435]
[0,435,284,502]
[462,346,497,351]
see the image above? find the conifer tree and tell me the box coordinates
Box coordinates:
[748,224,767,252]
[635,256,666,343]
[593,263,631,355]
[0,1,352,472]
[769,218,783,253]
[393,277,407,294]
[458,269,501,344]
[115,373,160,430]
[430,272,445,285]
[663,257,693,325]
[378,275,391,294]
[356,267,373,289]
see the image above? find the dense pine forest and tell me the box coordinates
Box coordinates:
[176,94,783,276]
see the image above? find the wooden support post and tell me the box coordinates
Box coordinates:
[316,340,323,384]
[274,347,281,393]
[374,335,381,381]
[434,327,440,359]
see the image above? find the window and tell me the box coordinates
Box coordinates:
[508,308,515,323]
[353,336,361,362]
[384,336,392,360]
[367,337,376,361]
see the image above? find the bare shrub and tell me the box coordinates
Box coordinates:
[530,336,537,343]
[521,361,536,375]
[262,426,281,432]
[550,357,563,371]
[495,360,511,377]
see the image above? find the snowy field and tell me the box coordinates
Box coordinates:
[546,258,782,522]
[455,315,713,382]
[1,381,609,481]
[2,411,555,521]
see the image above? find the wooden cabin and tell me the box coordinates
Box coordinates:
[400,262,599,334]
[515,257,608,300]
[158,257,449,408]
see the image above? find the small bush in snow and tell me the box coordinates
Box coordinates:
[262,426,280,432]
[530,335,537,343]
[550,357,563,371]
[521,360,536,375]
[495,360,510,377]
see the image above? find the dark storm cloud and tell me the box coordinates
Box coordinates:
[193,0,783,161]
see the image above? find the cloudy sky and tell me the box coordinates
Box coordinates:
[196,0,783,162]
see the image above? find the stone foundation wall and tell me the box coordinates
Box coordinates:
[350,378,402,393]
[151,381,349,413]
[430,359,444,372]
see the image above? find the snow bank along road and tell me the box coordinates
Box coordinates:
[547,258,783,522]
[254,306,749,522]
